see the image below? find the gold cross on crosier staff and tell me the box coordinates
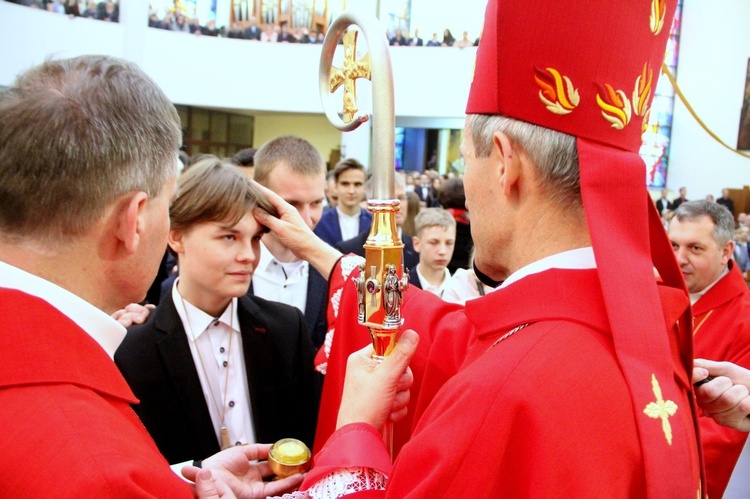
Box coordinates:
[643,373,678,445]
[329,30,371,123]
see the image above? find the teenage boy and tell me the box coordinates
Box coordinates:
[409,208,456,297]
[314,158,371,246]
[115,158,320,464]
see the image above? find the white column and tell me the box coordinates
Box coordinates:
[120,0,150,67]
[436,128,450,174]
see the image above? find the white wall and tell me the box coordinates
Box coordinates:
[0,2,473,121]
[668,0,750,198]
[2,0,749,193]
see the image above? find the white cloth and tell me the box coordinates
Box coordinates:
[337,207,361,242]
[441,268,493,305]
[0,260,125,359]
[689,266,730,306]
[253,242,309,313]
[172,281,255,447]
[501,247,597,289]
[416,265,451,297]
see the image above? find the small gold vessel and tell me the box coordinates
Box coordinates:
[268,438,311,478]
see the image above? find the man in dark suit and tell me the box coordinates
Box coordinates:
[717,188,736,216]
[115,291,320,464]
[315,158,372,247]
[655,188,670,215]
[669,186,688,210]
[243,17,262,40]
[336,173,418,270]
[408,28,423,46]
[415,172,439,207]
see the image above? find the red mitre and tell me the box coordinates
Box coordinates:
[467,1,704,497]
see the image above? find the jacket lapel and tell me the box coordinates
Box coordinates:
[154,293,219,455]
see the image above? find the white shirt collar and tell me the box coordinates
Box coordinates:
[0,260,126,359]
[257,241,307,273]
[690,266,730,306]
[416,265,452,297]
[500,247,596,289]
[172,278,240,340]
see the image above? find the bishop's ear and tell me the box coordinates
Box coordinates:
[492,131,521,197]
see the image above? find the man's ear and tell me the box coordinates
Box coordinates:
[721,240,735,266]
[412,235,422,253]
[493,131,521,197]
[112,191,149,255]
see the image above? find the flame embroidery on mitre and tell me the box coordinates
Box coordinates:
[650,0,666,35]
[632,63,653,117]
[534,67,580,115]
[596,83,632,130]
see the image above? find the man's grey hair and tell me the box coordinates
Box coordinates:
[466,114,581,216]
[672,200,735,247]
[0,55,181,244]
[253,135,326,186]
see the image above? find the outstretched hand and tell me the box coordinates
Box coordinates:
[693,358,750,432]
[182,444,304,499]
[337,329,419,432]
[194,469,236,498]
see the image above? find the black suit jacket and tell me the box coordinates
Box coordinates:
[655,198,670,214]
[247,266,328,352]
[335,230,419,271]
[408,264,423,290]
[115,292,320,464]
[415,185,439,207]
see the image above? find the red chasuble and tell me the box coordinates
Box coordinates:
[306,265,702,496]
[692,261,750,498]
[0,289,192,498]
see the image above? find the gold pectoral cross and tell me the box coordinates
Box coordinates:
[329,30,372,123]
[643,374,678,445]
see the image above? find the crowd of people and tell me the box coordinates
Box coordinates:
[5,0,750,497]
[7,0,119,21]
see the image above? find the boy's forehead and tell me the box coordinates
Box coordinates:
[419,225,456,237]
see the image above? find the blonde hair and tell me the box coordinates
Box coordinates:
[414,208,456,237]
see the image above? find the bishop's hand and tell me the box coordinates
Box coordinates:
[336,329,419,432]
[252,180,342,279]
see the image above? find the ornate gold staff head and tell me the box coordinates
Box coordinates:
[319,12,407,361]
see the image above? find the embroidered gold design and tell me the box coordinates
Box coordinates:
[643,374,678,445]
[650,0,667,35]
[596,84,632,130]
[534,67,579,115]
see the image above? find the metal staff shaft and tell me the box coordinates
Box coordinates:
[319,10,407,461]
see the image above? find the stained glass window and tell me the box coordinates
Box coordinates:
[641,0,682,188]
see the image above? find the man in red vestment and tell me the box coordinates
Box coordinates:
[255,1,705,496]
[0,56,301,498]
[669,200,750,497]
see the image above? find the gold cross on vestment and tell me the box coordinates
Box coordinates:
[643,373,678,445]
[329,30,371,123]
